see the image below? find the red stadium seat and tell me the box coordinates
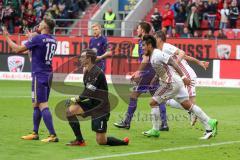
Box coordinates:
[200,20,209,29]
[236,31,240,39]
[202,30,208,38]
[214,20,220,29]
[225,30,235,39]
[14,26,20,34]
[237,19,240,28]
[214,30,219,37]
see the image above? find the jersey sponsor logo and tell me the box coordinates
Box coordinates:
[217,44,231,59]
[86,83,97,91]
[7,56,25,72]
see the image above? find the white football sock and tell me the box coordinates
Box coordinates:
[151,107,160,130]
[190,105,211,130]
[167,99,184,110]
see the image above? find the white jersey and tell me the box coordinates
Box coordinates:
[162,43,197,79]
[150,49,181,83]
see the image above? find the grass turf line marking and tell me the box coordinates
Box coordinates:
[75,141,240,160]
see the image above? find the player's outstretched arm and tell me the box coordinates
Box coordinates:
[184,55,209,70]
[175,49,185,63]
[96,51,112,61]
[130,55,149,81]
[167,57,191,86]
[139,55,149,71]
[2,27,28,53]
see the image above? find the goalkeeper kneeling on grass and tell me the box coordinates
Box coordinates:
[65,49,129,146]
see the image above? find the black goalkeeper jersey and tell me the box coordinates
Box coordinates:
[80,65,110,118]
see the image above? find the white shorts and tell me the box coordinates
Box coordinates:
[153,81,189,104]
[180,61,197,97]
[186,77,196,97]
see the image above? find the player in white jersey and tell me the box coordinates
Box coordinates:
[155,31,210,126]
[141,35,218,139]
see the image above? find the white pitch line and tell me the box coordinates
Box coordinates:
[76,141,240,160]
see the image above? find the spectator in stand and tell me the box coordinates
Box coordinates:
[78,0,88,12]
[39,3,48,21]
[201,1,210,20]
[207,0,217,31]
[4,0,19,12]
[151,8,162,32]
[216,0,224,21]
[20,4,26,19]
[161,3,174,35]
[24,0,34,8]
[229,0,239,28]
[204,29,215,39]
[25,3,36,16]
[187,5,200,36]
[25,9,36,29]
[181,27,191,38]
[217,29,227,39]
[2,4,14,33]
[220,3,229,29]
[161,27,167,34]
[174,3,186,34]
[22,3,36,29]
[48,4,60,19]
[70,0,80,18]
[196,0,204,20]
[19,19,29,33]
[192,30,201,38]
[171,28,180,38]
[57,3,70,27]
[0,0,88,34]
[33,0,43,23]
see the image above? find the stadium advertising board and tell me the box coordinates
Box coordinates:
[0,35,240,87]
[0,35,240,60]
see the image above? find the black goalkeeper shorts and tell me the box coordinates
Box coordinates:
[78,100,110,133]
[91,113,110,133]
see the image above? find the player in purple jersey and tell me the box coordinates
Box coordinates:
[89,23,111,72]
[114,22,169,131]
[3,18,59,143]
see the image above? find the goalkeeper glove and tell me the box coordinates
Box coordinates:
[65,96,80,107]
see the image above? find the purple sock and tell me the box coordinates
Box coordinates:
[124,98,137,124]
[41,108,56,135]
[33,107,42,134]
[159,103,168,127]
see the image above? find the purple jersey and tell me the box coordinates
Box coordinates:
[25,34,57,73]
[89,35,107,71]
[138,39,144,62]
[135,38,157,93]
[89,36,107,57]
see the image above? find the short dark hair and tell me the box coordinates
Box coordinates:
[81,48,97,63]
[139,21,151,34]
[155,30,166,42]
[44,18,55,32]
[142,35,157,48]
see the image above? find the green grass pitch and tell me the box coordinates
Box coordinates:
[0,80,240,160]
